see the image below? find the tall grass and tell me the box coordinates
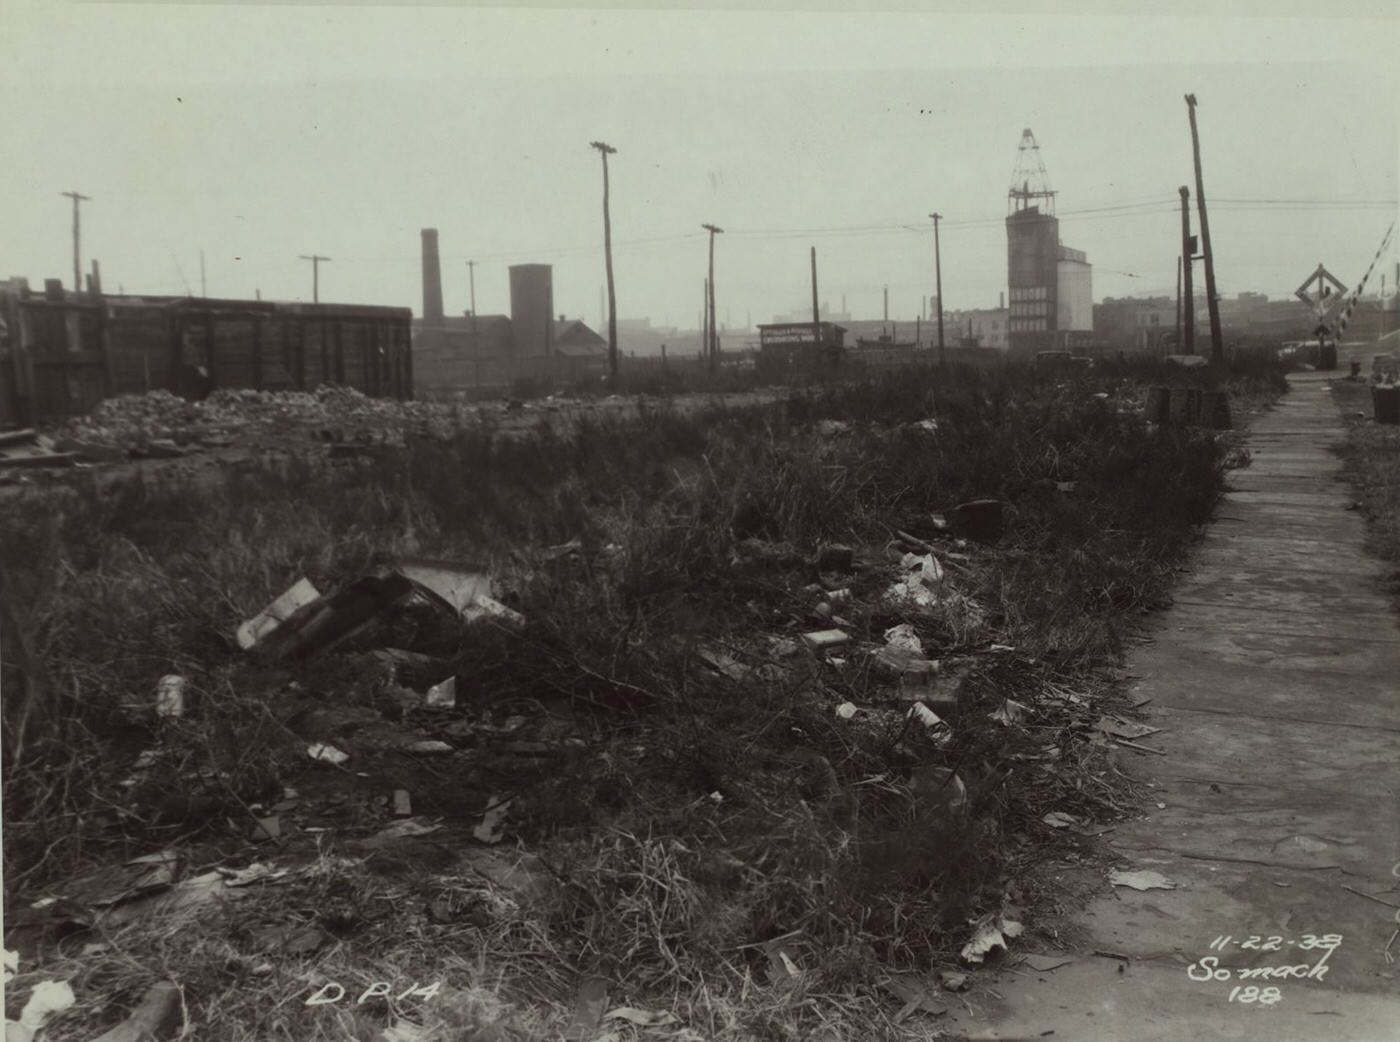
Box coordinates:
[1,358,1282,1039]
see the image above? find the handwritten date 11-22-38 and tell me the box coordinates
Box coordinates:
[1205,934,1343,953]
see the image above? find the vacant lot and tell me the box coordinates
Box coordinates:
[2,357,1285,1042]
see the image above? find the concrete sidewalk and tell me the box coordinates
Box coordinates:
[948,371,1400,1041]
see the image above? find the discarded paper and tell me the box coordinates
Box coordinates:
[307,743,349,765]
[424,677,457,708]
[6,979,77,1042]
[473,798,512,844]
[237,578,321,651]
[155,675,186,718]
[883,623,923,653]
[960,913,1023,964]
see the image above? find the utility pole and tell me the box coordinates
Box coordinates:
[1185,95,1224,365]
[467,259,479,355]
[200,249,207,298]
[1175,256,1182,351]
[590,141,619,376]
[930,212,946,367]
[702,278,709,360]
[1178,186,1196,355]
[61,190,91,296]
[702,223,723,369]
[810,247,821,351]
[299,254,330,303]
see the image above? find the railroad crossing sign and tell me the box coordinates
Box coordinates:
[1294,264,1348,317]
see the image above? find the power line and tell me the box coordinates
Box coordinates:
[302,196,1400,275]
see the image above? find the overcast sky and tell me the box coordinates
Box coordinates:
[3,4,1397,330]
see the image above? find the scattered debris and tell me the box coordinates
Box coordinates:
[990,699,1028,725]
[237,578,322,652]
[154,675,186,718]
[0,429,75,470]
[5,979,76,1042]
[1042,811,1083,830]
[1096,717,1161,741]
[908,703,946,730]
[366,818,443,847]
[96,871,242,928]
[472,798,512,845]
[249,816,281,843]
[463,594,526,627]
[939,971,970,992]
[424,677,457,708]
[87,981,183,1042]
[801,629,850,652]
[397,559,491,615]
[1109,868,1177,892]
[392,790,413,817]
[403,740,454,756]
[871,643,939,681]
[883,623,923,653]
[307,743,349,766]
[1021,953,1075,972]
[960,913,1024,964]
[835,701,858,720]
[887,552,944,607]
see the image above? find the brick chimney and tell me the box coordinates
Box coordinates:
[421,228,444,325]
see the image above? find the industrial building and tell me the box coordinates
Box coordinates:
[1005,129,1093,356]
[0,276,412,427]
[413,229,607,393]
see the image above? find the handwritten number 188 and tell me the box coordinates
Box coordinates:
[1229,986,1282,1005]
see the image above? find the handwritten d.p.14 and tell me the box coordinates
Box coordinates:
[305,981,441,1006]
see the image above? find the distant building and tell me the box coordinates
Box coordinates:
[1004,128,1093,355]
[413,229,607,391]
[945,307,1011,351]
[1006,207,1093,355]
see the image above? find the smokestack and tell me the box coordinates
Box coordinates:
[421,228,444,325]
[1000,291,1006,310]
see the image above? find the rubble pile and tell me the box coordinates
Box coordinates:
[52,386,461,454]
